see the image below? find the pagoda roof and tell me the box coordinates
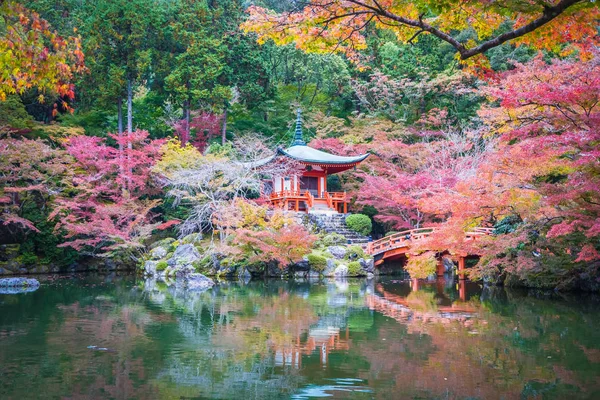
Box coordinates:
[244,109,369,172]
[277,144,369,165]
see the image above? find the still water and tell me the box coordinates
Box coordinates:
[1,274,599,399]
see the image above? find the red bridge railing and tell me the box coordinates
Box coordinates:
[365,227,494,256]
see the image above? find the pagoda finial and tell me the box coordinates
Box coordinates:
[292,108,306,146]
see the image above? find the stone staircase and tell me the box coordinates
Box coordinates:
[306,213,370,244]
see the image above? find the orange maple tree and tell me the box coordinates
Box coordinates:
[241,0,598,64]
[0,1,85,107]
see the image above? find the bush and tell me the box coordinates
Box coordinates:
[156,261,168,271]
[307,253,328,272]
[345,245,365,260]
[317,233,347,247]
[345,214,372,236]
[347,261,363,276]
[405,253,437,279]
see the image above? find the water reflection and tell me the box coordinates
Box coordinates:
[0,275,599,399]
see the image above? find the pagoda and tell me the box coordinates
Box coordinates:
[260,109,369,213]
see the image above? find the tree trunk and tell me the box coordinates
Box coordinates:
[183,99,190,144]
[117,97,123,136]
[126,80,133,193]
[221,107,227,145]
[127,80,133,137]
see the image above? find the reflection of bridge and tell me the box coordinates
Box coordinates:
[365,281,479,326]
[365,228,494,275]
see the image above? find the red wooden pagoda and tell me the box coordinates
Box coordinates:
[261,110,369,213]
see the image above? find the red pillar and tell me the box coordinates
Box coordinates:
[343,202,347,214]
[458,256,466,280]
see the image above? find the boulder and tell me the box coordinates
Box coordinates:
[0,277,40,287]
[168,244,202,266]
[323,258,337,277]
[181,233,202,244]
[0,277,40,294]
[238,268,252,282]
[327,246,347,259]
[175,264,196,280]
[334,264,348,277]
[143,260,158,277]
[358,258,375,273]
[292,260,310,271]
[150,246,168,260]
[185,273,215,290]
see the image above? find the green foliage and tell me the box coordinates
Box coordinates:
[0,95,34,132]
[345,245,365,260]
[347,261,363,276]
[345,214,372,236]
[307,253,327,272]
[405,253,437,279]
[494,215,523,235]
[156,261,168,271]
[316,233,347,248]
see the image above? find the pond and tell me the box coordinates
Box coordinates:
[1,275,599,399]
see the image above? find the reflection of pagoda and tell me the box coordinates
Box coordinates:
[273,326,351,369]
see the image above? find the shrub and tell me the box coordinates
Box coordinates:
[345,245,365,260]
[156,261,168,271]
[405,252,437,279]
[345,214,372,236]
[318,233,347,247]
[307,253,328,272]
[347,261,363,276]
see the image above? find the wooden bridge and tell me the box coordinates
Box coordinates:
[365,227,495,276]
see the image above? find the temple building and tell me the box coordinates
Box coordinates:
[260,110,369,213]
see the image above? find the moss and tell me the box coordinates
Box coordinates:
[307,253,328,272]
[345,245,365,260]
[156,261,168,271]
[347,261,363,276]
[317,233,347,247]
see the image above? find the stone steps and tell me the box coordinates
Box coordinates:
[305,213,370,245]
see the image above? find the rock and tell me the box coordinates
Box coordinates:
[292,260,310,271]
[0,277,40,294]
[144,260,158,276]
[151,237,175,250]
[358,258,375,273]
[175,264,196,280]
[327,246,347,259]
[150,246,168,260]
[169,244,201,266]
[366,272,375,279]
[185,273,215,290]
[323,259,337,277]
[238,268,251,283]
[308,271,321,279]
[181,233,202,244]
[0,277,40,287]
[334,264,348,277]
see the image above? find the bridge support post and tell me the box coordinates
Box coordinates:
[436,257,445,277]
[411,278,419,292]
[458,256,466,280]
[459,279,467,301]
